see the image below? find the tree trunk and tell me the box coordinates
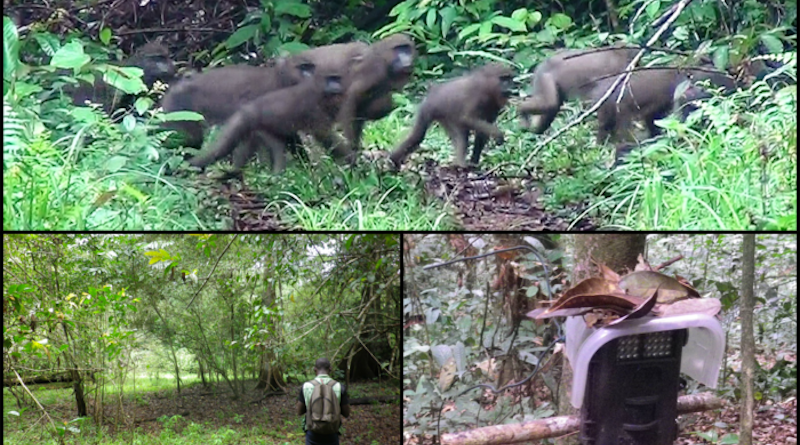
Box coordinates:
[739,234,756,445]
[557,234,647,445]
[199,359,207,387]
[255,247,286,393]
[69,368,88,418]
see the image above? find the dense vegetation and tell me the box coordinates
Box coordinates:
[3,0,796,230]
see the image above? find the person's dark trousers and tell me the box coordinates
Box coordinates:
[305,430,339,445]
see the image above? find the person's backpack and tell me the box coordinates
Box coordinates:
[306,379,342,435]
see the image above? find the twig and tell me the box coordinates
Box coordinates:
[654,254,684,271]
[518,0,693,173]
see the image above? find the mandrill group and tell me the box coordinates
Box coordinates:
[164,34,417,180]
[97,35,737,179]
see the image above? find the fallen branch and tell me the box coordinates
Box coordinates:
[440,393,723,445]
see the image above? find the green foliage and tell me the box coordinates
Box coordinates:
[379,0,547,68]
[3,19,206,230]
[691,429,740,444]
[598,81,796,230]
[220,0,314,59]
[404,234,562,436]
[649,234,797,405]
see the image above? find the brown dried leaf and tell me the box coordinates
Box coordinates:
[657,298,722,317]
[493,246,520,260]
[619,271,701,303]
[563,276,619,299]
[674,275,701,297]
[607,285,660,326]
[584,308,621,328]
[474,358,498,382]
[592,260,621,284]
[545,293,642,315]
[438,357,457,392]
[584,312,602,328]
[634,253,654,271]
[527,307,594,319]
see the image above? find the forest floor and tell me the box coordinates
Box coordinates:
[675,395,796,445]
[11,378,399,444]
[420,161,594,231]
[218,159,595,230]
[403,383,796,444]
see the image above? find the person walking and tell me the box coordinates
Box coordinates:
[297,358,351,445]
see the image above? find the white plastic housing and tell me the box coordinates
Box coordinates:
[565,313,725,408]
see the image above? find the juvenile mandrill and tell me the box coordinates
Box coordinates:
[69,40,176,113]
[590,66,737,160]
[188,68,350,179]
[160,57,315,149]
[390,63,515,168]
[516,45,639,134]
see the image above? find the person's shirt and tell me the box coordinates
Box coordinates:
[297,374,350,433]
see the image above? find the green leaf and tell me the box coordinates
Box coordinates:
[403,344,430,357]
[122,114,136,132]
[759,33,784,54]
[225,25,259,50]
[32,33,61,57]
[527,11,543,27]
[491,16,526,33]
[3,16,20,80]
[547,13,573,30]
[535,28,556,44]
[720,434,739,444]
[260,15,272,33]
[161,110,205,122]
[425,8,437,30]
[144,249,171,264]
[50,41,91,70]
[133,96,153,115]
[104,65,146,94]
[645,0,661,18]
[274,1,311,18]
[511,8,528,22]
[440,6,457,37]
[99,28,112,45]
[105,156,128,173]
[712,46,729,70]
[278,41,309,54]
[479,20,493,37]
[458,23,481,40]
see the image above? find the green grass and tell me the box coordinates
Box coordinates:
[489,83,797,230]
